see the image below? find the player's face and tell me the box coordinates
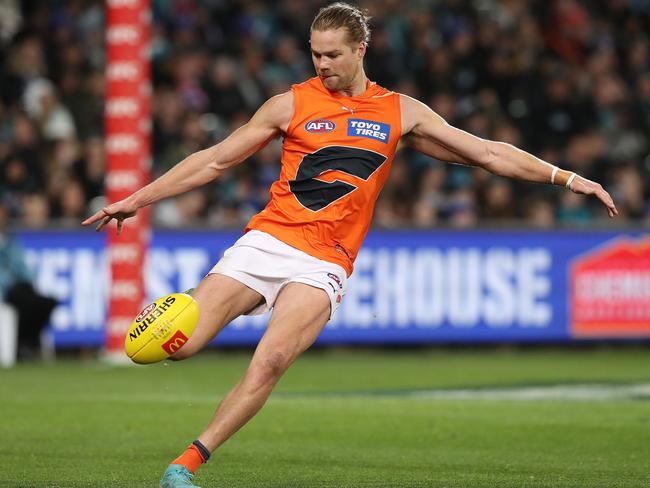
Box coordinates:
[310,28,365,92]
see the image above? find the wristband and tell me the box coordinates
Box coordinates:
[565,173,576,189]
[551,166,559,185]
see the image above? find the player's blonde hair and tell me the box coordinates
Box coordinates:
[310,2,371,47]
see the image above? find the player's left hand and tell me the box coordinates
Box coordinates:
[568,175,618,218]
[82,198,139,234]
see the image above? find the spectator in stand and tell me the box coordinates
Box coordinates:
[21,193,50,228]
[0,200,57,358]
[524,195,557,228]
[481,178,516,221]
[207,56,248,119]
[0,0,648,229]
[0,201,31,301]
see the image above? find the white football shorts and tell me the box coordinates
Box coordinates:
[208,230,347,319]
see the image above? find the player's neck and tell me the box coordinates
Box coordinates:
[337,71,369,98]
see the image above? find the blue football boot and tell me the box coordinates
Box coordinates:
[159,464,199,488]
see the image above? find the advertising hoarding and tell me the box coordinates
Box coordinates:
[17,229,650,347]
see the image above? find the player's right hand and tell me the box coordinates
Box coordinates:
[82,198,139,234]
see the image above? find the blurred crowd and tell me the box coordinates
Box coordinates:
[0,0,649,230]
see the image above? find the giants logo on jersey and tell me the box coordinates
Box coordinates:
[304,119,336,133]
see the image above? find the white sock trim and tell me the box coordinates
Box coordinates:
[551,166,559,185]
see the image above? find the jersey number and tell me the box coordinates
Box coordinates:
[288,146,387,211]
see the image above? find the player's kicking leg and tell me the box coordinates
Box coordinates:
[158,273,263,488]
[170,273,264,360]
[160,282,331,487]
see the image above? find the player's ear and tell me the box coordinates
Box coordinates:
[357,42,366,59]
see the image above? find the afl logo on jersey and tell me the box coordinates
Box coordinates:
[304,119,336,133]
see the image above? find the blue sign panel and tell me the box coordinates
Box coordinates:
[16,229,647,347]
[347,118,391,143]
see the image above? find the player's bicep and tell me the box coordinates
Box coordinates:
[402,132,474,165]
[403,95,491,167]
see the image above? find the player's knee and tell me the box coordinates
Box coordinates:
[265,350,292,375]
[250,350,292,385]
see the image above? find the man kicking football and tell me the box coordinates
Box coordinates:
[83,3,617,487]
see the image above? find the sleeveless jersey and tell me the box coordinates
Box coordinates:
[245,76,401,276]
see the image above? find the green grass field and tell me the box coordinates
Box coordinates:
[1,348,649,487]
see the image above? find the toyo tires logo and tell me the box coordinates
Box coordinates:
[570,238,650,338]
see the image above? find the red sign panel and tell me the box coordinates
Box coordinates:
[570,238,650,337]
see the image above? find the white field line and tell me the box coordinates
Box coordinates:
[17,383,649,404]
[403,383,650,401]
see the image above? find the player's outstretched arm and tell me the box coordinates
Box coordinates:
[82,92,294,232]
[400,95,618,218]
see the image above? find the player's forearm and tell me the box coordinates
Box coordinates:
[130,121,276,208]
[484,141,575,187]
[129,147,222,208]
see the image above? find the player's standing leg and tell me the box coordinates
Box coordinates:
[160,282,331,487]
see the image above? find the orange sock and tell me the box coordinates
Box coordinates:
[172,444,207,474]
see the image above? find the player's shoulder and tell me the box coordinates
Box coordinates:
[397,93,432,135]
[264,90,294,111]
[397,93,427,111]
[292,76,321,90]
[255,91,294,132]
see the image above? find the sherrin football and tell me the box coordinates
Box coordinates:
[125,293,199,364]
